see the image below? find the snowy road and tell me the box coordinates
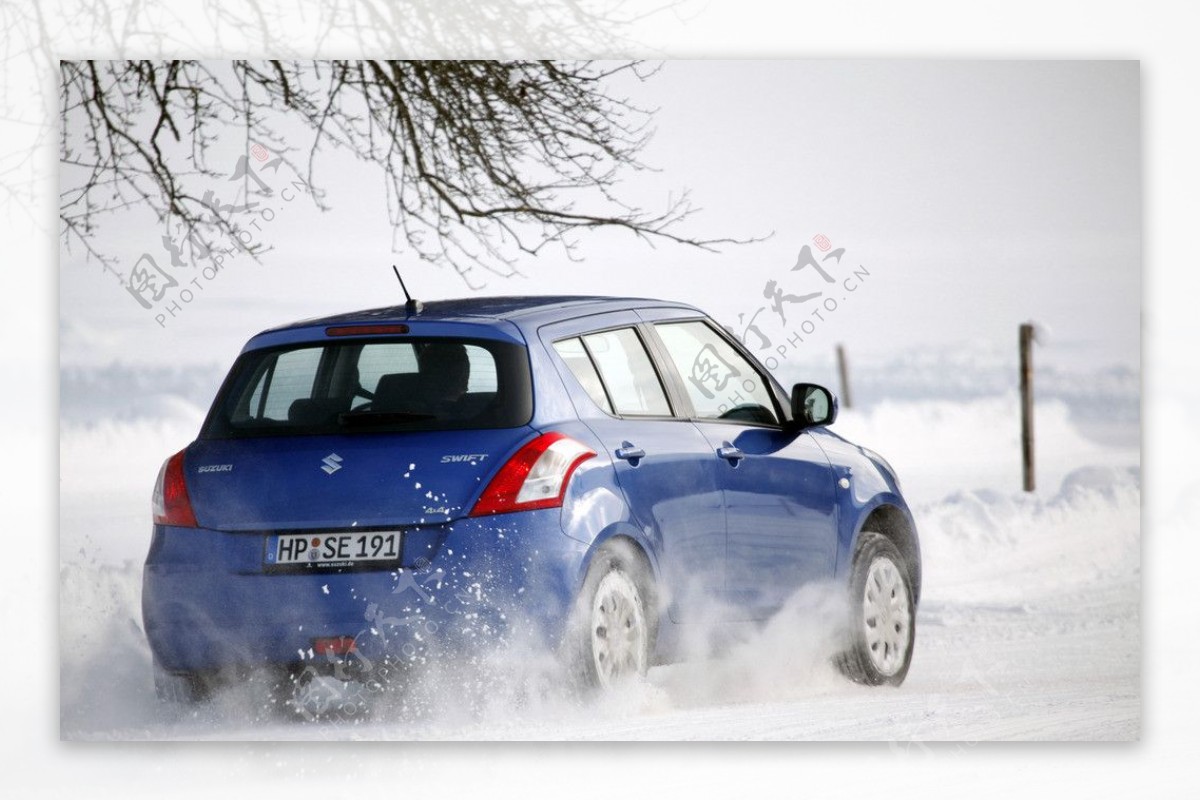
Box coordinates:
[59,394,1140,741]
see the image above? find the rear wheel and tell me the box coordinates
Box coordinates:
[569,542,656,689]
[152,660,208,704]
[837,532,915,686]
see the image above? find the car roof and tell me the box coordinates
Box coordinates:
[262,295,704,334]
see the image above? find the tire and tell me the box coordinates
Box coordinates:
[152,659,208,704]
[567,541,657,690]
[837,531,916,686]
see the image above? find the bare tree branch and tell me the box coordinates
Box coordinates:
[61,59,762,284]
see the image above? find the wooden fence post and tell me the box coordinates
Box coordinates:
[836,343,852,410]
[1019,323,1036,492]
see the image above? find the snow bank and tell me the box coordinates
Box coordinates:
[774,342,1138,420]
[918,465,1140,606]
[59,362,225,425]
[59,561,159,738]
[831,394,1139,504]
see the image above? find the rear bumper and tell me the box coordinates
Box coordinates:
[142,509,588,674]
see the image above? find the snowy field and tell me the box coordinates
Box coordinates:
[59,350,1140,741]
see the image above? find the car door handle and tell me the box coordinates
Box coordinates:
[615,442,646,465]
[716,444,744,465]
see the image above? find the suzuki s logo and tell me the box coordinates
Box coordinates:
[321,453,344,475]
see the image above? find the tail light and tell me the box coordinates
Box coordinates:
[152,448,198,527]
[469,432,596,517]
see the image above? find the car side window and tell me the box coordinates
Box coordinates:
[654,320,780,425]
[579,328,672,417]
[553,337,613,413]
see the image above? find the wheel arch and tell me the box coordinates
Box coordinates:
[581,529,662,618]
[852,502,922,605]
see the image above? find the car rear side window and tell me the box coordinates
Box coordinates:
[579,328,671,417]
[553,337,613,413]
[203,337,532,438]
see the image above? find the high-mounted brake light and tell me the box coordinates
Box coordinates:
[152,448,198,527]
[325,324,410,337]
[470,433,596,517]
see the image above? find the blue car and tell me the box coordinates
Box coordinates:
[143,295,920,706]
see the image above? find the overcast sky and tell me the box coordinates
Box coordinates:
[60,60,1140,374]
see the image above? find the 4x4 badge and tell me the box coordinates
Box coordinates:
[321,453,343,475]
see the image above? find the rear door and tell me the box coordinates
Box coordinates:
[540,312,727,622]
[642,313,839,621]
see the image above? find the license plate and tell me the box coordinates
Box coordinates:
[266,531,401,569]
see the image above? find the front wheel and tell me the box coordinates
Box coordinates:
[837,532,916,686]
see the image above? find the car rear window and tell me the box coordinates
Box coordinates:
[202,337,532,438]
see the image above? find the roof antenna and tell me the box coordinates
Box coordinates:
[392,265,422,314]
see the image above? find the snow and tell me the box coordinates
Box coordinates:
[58,355,1140,741]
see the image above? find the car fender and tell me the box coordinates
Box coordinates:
[806,428,918,585]
[839,491,917,569]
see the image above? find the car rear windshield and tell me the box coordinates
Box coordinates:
[201,337,533,438]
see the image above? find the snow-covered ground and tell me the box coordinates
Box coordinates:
[59,354,1139,741]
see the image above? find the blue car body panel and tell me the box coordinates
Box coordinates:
[185,427,538,531]
[143,510,588,672]
[692,423,840,619]
[534,310,727,623]
[142,295,918,675]
[806,428,920,592]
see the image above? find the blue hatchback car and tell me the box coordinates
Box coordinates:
[143,295,920,705]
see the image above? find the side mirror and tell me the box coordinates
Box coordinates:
[791,383,838,429]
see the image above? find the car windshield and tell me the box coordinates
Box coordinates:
[202,337,532,438]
